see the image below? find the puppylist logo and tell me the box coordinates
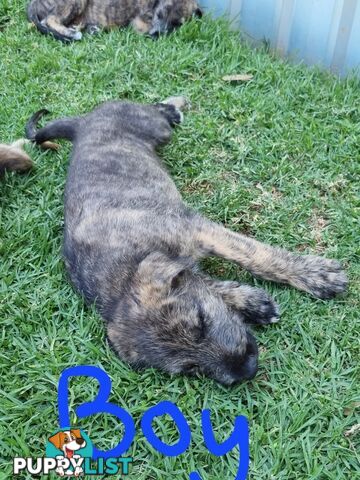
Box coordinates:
[13,366,249,479]
[14,427,132,477]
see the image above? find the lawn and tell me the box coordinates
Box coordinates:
[0,1,359,479]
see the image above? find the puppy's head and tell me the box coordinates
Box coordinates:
[149,0,202,37]
[108,253,258,386]
[49,430,86,456]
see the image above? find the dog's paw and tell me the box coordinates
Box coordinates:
[241,287,280,325]
[72,31,82,41]
[221,285,280,325]
[86,24,100,35]
[66,26,82,41]
[292,256,348,299]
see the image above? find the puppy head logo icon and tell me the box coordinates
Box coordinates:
[49,429,86,458]
[46,428,93,477]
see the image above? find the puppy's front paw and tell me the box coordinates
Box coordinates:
[220,284,280,325]
[292,256,348,299]
[68,26,82,40]
[240,287,280,325]
[86,24,100,35]
[72,31,82,41]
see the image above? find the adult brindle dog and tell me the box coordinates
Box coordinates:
[26,98,347,385]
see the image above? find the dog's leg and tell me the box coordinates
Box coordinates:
[203,277,280,325]
[45,15,82,41]
[195,221,348,299]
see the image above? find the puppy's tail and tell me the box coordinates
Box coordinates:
[25,109,50,141]
[27,1,76,43]
[26,109,78,145]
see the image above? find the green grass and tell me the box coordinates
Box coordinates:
[1,2,359,479]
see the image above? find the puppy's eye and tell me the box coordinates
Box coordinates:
[194,307,206,342]
[171,270,186,290]
[63,438,69,444]
[198,307,205,327]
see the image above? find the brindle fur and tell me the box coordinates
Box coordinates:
[26,99,347,385]
[27,0,202,42]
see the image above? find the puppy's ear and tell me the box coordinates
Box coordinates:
[194,7,203,18]
[136,252,194,304]
[48,432,65,450]
[71,429,82,439]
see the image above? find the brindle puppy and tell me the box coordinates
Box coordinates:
[26,99,347,385]
[27,0,202,42]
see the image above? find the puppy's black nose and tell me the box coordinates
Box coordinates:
[76,437,84,445]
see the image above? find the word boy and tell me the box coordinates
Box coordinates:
[58,366,249,480]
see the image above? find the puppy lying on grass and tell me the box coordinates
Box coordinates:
[27,0,202,42]
[26,98,347,385]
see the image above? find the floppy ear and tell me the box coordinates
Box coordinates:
[48,432,65,450]
[136,252,194,304]
[71,429,82,439]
